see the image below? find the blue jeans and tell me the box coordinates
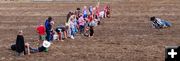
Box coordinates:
[153,20,172,29]
[163,21,172,27]
[74,26,78,33]
[46,30,51,41]
[83,14,88,18]
[71,27,75,37]
[29,47,39,53]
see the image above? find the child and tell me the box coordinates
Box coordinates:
[106,5,110,18]
[56,24,67,41]
[104,4,108,18]
[78,14,85,34]
[89,6,93,15]
[36,24,46,42]
[89,17,97,37]
[66,11,73,23]
[84,25,90,37]
[84,17,91,37]
[89,26,94,37]
[50,19,55,41]
[75,8,81,19]
[69,15,77,39]
[99,11,105,19]
[83,6,88,18]
[95,2,100,18]
[73,15,79,34]
[50,30,55,41]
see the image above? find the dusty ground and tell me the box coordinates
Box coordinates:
[0,0,180,61]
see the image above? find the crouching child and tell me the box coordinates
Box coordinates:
[55,24,67,41]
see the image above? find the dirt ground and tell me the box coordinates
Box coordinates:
[0,0,180,61]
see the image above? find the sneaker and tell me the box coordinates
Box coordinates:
[16,53,21,56]
[90,36,93,37]
[70,36,75,39]
[61,40,64,42]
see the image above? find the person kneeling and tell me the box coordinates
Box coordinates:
[150,16,172,29]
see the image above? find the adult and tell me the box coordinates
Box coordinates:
[26,40,51,54]
[45,16,53,42]
[11,30,26,56]
[150,16,172,29]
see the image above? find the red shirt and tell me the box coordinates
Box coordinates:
[88,15,93,22]
[37,25,46,35]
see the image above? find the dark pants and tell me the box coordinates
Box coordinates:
[98,21,100,25]
[46,30,51,41]
[79,25,84,34]
[89,26,94,36]
[11,44,26,55]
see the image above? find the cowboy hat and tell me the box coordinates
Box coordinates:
[43,40,51,48]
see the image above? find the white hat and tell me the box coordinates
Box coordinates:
[43,40,51,48]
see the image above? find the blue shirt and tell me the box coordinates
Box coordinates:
[45,20,51,31]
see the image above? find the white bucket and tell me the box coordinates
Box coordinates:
[53,34,58,40]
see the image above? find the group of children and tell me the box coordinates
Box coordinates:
[55,3,110,41]
[11,2,111,56]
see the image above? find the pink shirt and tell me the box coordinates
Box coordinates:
[78,16,85,26]
[96,7,100,16]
